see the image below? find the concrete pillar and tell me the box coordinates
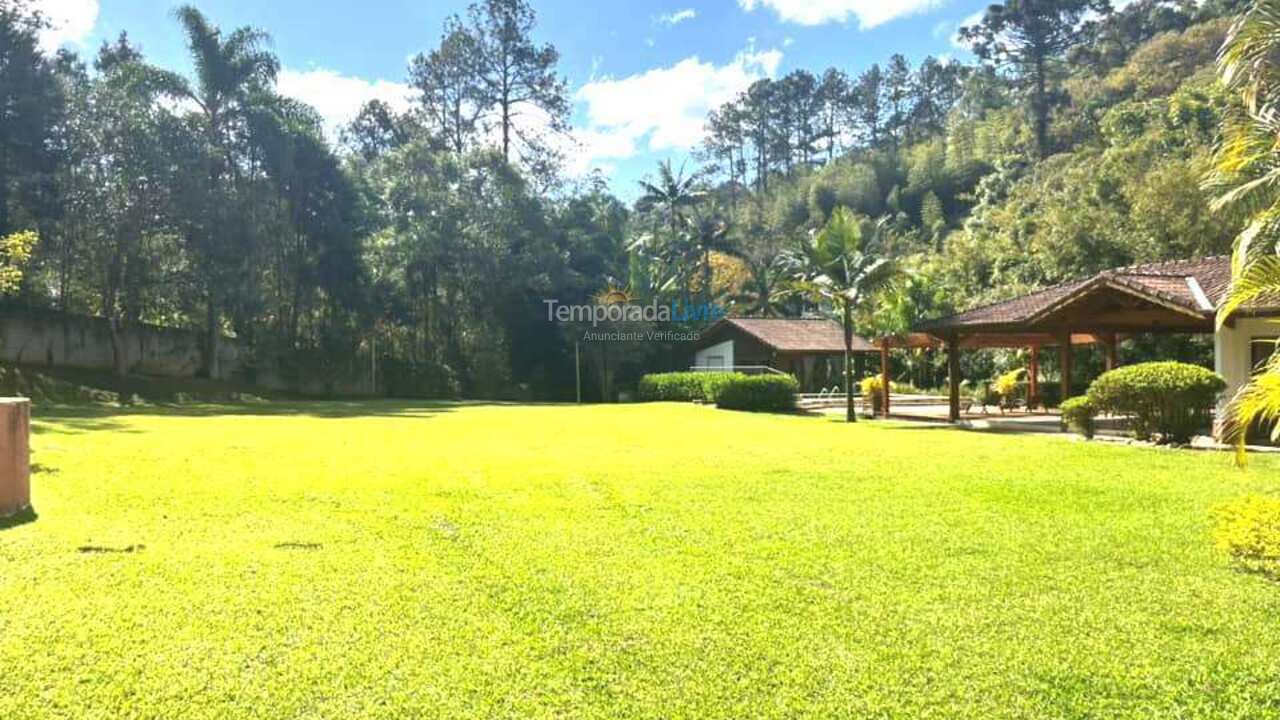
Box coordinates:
[0,398,30,518]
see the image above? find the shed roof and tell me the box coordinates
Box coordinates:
[701,317,876,353]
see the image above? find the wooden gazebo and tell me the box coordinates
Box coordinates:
[879,258,1233,421]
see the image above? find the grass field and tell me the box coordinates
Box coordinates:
[3,401,1280,719]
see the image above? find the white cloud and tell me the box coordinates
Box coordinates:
[29,0,99,53]
[277,68,414,139]
[573,48,783,167]
[930,10,983,50]
[656,8,697,26]
[737,0,944,29]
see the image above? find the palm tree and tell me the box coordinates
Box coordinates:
[147,6,279,378]
[637,160,704,234]
[730,254,789,317]
[1210,0,1280,460]
[786,207,897,423]
[687,215,735,305]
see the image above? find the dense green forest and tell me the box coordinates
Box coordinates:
[0,0,1254,399]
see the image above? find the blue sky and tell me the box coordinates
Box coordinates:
[32,0,987,197]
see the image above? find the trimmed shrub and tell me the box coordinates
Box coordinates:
[637,372,742,403]
[1060,396,1097,439]
[716,375,799,412]
[1213,495,1280,575]
[1086,361,1225,443]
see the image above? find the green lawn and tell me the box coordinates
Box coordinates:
[3,401,1280,718]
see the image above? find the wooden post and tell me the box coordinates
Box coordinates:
[880,338,891,417]
[0,398,31,518]
[1103,333,1118,372]
[1058,331,1073,401]
[1028,344,1040,408]
[947,335,961,422]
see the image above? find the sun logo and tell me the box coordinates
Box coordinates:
[594,285,634,306]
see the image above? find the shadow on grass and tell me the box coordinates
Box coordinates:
[28,399,504,434]
[77,543,144,554]
[0,506,37,531]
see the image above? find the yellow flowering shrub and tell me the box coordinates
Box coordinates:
[1213,495,1280,574]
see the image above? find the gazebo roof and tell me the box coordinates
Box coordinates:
[917,257,1235,336]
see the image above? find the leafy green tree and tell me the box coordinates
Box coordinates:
[0,2,63,237]
[787,208,897,422]
[884,54,914,147]
[467,0,568,168]
[961,0,1112,157]
[0,230,37,295]
[850,64,885,147]
[146,5,280,377]
[911,57,967,137]
[80,36,184,374]
[410,19,484,155]
[818,68,849,162]
[343,99,411,161]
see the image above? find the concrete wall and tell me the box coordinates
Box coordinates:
[0,308,372,396]
[0,309,243,380]
[693,340,733,369]
[1214,317,1278,408]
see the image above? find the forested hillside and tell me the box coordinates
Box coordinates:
[0,0,1253,400]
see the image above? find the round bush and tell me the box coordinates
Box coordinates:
[716,375,799,412]
[1085,361,1225,444]
[1060,396,1096,439]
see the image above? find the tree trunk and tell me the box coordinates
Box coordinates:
[843,302,857,423]
[1032,52,1050,158]
[502,100,511,162]
[108,317,128,378]
[205,296,220,380]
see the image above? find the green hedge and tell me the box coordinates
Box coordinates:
[1060,396,1097,439]
[715,375,799,412]
[1086,361,1225,444]
[637,372,743,403]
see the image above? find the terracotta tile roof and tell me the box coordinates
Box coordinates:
[917,256,1238,332]
[714,317,876,352]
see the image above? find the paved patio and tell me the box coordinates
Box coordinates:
[812,397,1280,453]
